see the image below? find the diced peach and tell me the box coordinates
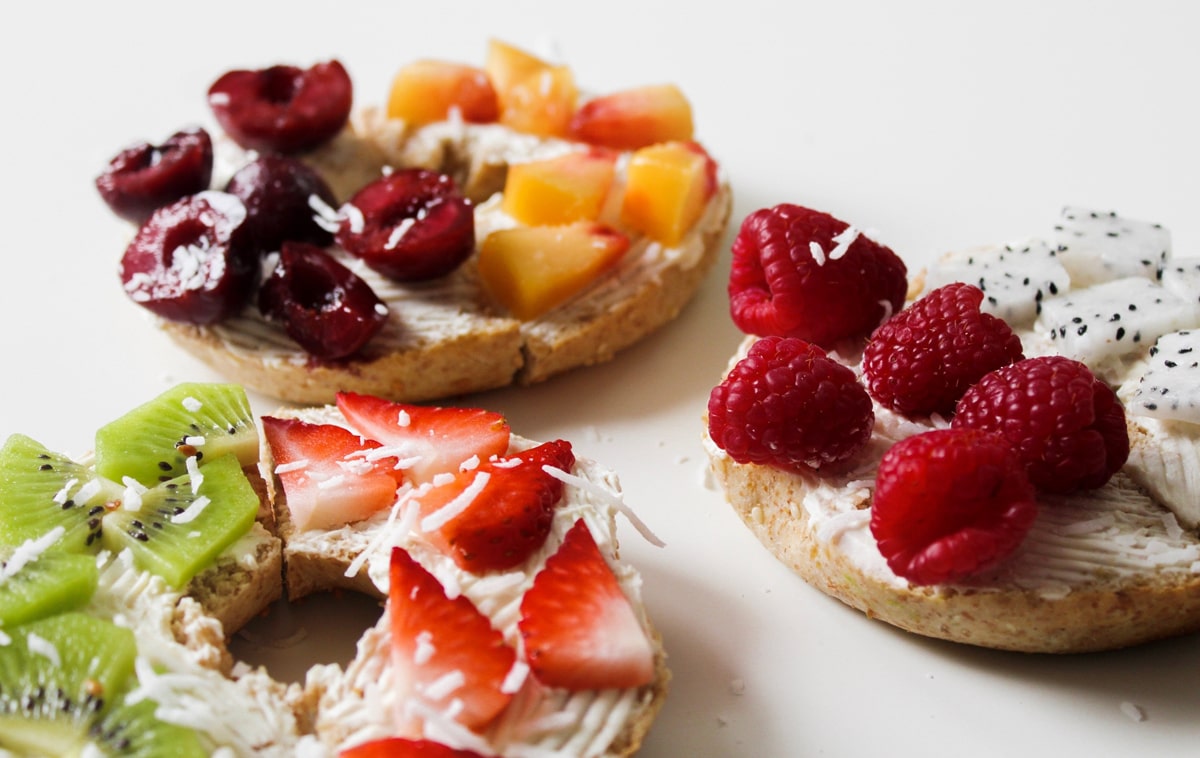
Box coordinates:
[387,59,499,125]
[569,84,694,150]
[621,141,718,247]
[502,149,618,225]
[478,223,631,320]
[485,39,578,137]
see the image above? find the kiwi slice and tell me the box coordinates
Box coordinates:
[0,547,99,627]
[0,433,123,552]
[94,382,259,487]
[0,612,137,755]
[87,691,207,757]
[102,453,260,588]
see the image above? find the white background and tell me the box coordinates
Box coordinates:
[2,1,1199,756]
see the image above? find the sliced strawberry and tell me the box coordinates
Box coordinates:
[518,519,655,690]
[335,392,511,485]
[389,547,517,732]
[415,439,575,573]
[339,737,494,758]
[262,416,405,531]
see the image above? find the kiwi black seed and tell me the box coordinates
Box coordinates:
[93,382,259,487]
[0,613,136,755]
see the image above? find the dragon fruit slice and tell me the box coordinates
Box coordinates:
[1161,258,1200,308]
[921,238,1070,328]
[1127,329,1200,424]
[1051,207,1170,287]
[1039,277,1200,367]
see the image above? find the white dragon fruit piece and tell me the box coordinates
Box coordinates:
[1161,258,1200,308]
[1127,330,1200,424]
[921,238,1071,328]
[1051,207,1171,287]
[1038,277,1200,367]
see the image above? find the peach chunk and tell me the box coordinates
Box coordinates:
[502,149,618,226]
[485,39,578,137]
[621,141,717,247]
[569,84,694,150]
[478,223,631,320]
[387,60,500,125]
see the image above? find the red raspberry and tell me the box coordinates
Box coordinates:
[952,356,1129,493]
[870,428,1038,585]
[707,336,874,473]
[728,204,908,348]
[862,283,1024,417]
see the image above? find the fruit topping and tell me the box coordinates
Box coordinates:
[94,128,213,224]
[478,222,631,320]
[869,428,1038,586]
[728,204,908,348]
[707,336,874,473]
[413,439,574,572]
[262,415,404,532]
[484,39,578,138]
[0,541,98,628]
[501,149,618,226]
[336,170,475,282]
[118,191,258,325]
[224,154,337,253]
[340,738,494,758]
[388,547,517,732]
[862,283,1025,417]
[1052,206,1170,286]
[1127,329,1200,424]
[258,242,388,361]
[953,356,1129,493]
[621,141,718,247]
[334,392,511,485]
[207,60,353,154]
[387,60,500,125]
[518,519,655,690]
[569,84,695,150]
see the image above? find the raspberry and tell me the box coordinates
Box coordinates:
[862,283,1024,417]
[870,428,1038,586]
[952,356,1129,493]
[707,336,874,473]
[727,204,907,348]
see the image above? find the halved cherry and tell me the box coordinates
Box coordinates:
[208,60,353,154]
[119,191,257,324]
[224,154,337,253]
[95,128,213,223]
[335,169,475,282]
[258,241,388,360]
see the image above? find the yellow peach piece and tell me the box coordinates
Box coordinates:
[621,141,717,247]
[387,60,499,125]
[485,39,578,137]
[502,150,618,226]
[569,84,695,150]
[478,223,631,320]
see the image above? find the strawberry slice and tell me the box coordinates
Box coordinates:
[389,547,517,732]
[339,737,494,758]
[262,415,405,531]
[335,392,510,485]
[518,519,655,690]
[414,439,575,573]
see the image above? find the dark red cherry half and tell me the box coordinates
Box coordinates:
[119,192,257,325]
[259,242,388,360]
[224,154,337,254]
[335,169,475,282]
[95,128,213,223]
[208,60,353,154]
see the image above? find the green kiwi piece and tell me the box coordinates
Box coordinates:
[0,612,137,755]
[101,453,260,588]
[0,547,99,627]
[94,382,259,487]
[0,434,123,552]
[86,691,207,757]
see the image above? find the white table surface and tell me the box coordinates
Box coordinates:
[3,1,1198,756]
